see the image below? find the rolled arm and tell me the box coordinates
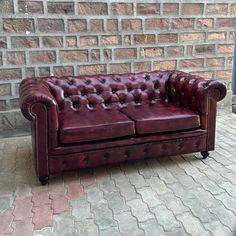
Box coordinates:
[19,78,57,121]
[168,70,227,114]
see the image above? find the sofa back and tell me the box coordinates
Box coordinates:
[44,71,172,112]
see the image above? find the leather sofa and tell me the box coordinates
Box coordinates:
[19,70,226,185]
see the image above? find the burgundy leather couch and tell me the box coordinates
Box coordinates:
[19,70,226,185]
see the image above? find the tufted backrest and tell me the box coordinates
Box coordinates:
[42,71,172,112]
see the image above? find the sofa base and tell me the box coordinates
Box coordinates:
[48,134,207,176]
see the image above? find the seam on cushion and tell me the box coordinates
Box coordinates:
[118,108,138,134]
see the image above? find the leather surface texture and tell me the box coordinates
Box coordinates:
[119,101,200,134]
[19,70,227,180]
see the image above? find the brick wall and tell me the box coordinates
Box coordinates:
[0,0,235,112]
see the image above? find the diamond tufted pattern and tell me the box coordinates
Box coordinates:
[45,71,171,112]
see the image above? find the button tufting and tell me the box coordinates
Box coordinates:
[72,102,78,109]
[130,76,136,81]
[68,80,74,85]
[88,103,94,109]
[141,85,146,91]
[99,78,106,84]
[96,91,101,95]
[127,87,132,92]
[115,77,121,82]
[84,79,91,85]
[145,74,150,80]
[112,89,116,94]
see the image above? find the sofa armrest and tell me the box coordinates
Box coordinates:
[168,71,226,114]
[19,78,58,122]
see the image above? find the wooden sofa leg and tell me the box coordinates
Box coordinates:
[39,176,49,185]
[201,151,209,159]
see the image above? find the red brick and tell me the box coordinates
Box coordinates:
[216,70,232,80]
[182,3,203,15]
[154,60,177,70]
[66,36,77,47]
[12,218,34,236]
[180,33,205,42]
[13,197,33,220]
[207,58,225,67]
[0,84,11,96]
[206,4,228,15]
[134,62,151,72]
[0,100,7,111]
[166,46,184,57]
[229,32,234,41]
[42,36,63,47]
[163,3,179,15]
[0,0,13,13]
[54,66,74,76]
[11,36,39,48]
[30,51,56,64]
[197,19,213,28]
[91,49,100,61]
[232,4,236,15]
[0,210,13,234]
[111,3,133,15]
[124,35,131,45]
[68,19,87,32]
[217,44,234,54]
[38,19,64,32]
[195,45,215,54]
[140,47,164,58]
[217,18,236,28]
[80,36,98,46]
[32,189,51,206]
[7,52,25,65]
[25,67,35,77]
[60,50,88,63]
[66,182,84,200]
[18,1,43,13]
[172,18,194,29]
[10,98,20,109]
[158,34,178,43]
[39,67,50,76]
[208,32,226,41]
[90,19,104,32]
[78,2,107,15]
[191,71,213,79]
[114,48,137,59]
[227,57,233,67]
[180,59,204,69]
[107,19,118,31]
[137,3,160,14]
[103,49,112,61]
[0,37,7,48]
[110,63,131,74]
[134,34,155,44]
[0,69,21,80]
[187,46,193,56]
[47,2,74,14]
[101,35,121,45]
[3,19,34,32]
[32,205,53,230]
[50,193,70,214]
[122,19,142,31]
[145,19,169,30]
[78,64,106,75]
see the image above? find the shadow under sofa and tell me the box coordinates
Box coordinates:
[19,70,226,185]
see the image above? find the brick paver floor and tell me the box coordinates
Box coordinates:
[0,111,236,236]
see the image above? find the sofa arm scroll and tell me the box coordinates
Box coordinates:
[168,71,227,114]
[19,78,57,122]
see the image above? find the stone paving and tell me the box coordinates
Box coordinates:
[0,111,236,236]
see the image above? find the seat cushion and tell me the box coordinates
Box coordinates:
[59,109,135,144]
[119,101,200,134]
